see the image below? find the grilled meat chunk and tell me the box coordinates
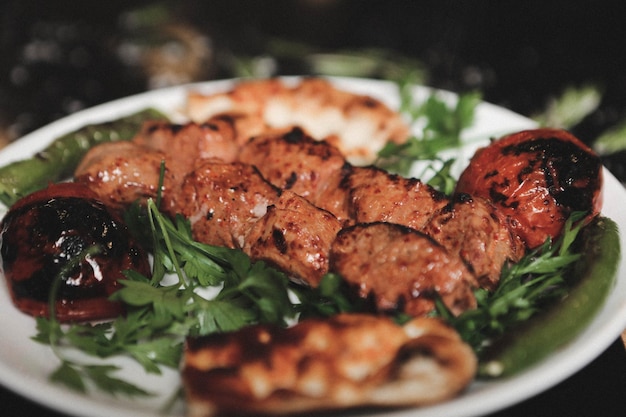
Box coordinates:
[75,119,240,212]
[345,165,450,229]
[182,314,477,417]
[74,141,170,211]
[239,127,349,218]
[133,119,240,166]
[330,222,478,317]
[422,193,525,290]
[166,161,280,249]
[243,191,342,287]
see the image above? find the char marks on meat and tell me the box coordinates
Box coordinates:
[133,119,240,166]
[74,119,241,210]
[61,79,608,416]
[73,78,535,318]
[345,165,450,230]
[243,191,342,287]
[166,161,280,249]
[330,222,478,316]
[422,193,525,290]
[239,127,349,221]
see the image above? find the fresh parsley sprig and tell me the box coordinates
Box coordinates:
[33,197,302,396]
[31,243,158,397]
[49,360,152,397]
[375,89,481,180]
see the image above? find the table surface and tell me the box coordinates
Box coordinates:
[1,1,625,416]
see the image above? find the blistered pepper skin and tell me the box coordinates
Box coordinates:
[0,182,151,322]
[456,129,603,249]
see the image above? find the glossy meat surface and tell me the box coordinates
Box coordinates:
[330,222,478,316]
[422,193,525,290]
[75,119,241,211]
[133,119,240,166]
[166,160,280,249]
[74,141,169,211]
[243,191,342,286]
[346,165,450,230]
[239,127,349,218]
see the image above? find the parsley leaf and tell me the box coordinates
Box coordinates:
[291,273,371,319]
[50,361,87,393]
[375,90,481,187]
[49,360,153,397]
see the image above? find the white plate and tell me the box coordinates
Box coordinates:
[0,77,625,417]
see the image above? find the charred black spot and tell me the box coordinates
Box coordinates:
[455,192,474,204]
[394,343,435,370]
[284,172,298,190]
[439,202,455,214]
[202,122,220,131]
[430,186,448,202]
[338,165,355,190]
[489,188,509,204]
[284,127,306,143]
[212,114,237,127]
[168,123,184,134]
[145,123,162,134]
[518,164,535,184]
[502,137,602,211]
[362,97,379,108]
[272,228,288,254]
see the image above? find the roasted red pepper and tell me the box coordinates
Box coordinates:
[0,182,151,322]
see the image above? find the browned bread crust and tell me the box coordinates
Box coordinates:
[182,314,476,416]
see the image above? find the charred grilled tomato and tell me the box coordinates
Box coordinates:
[456,129,603,249]
[0,182,150,322]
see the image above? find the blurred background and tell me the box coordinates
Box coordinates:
[2,0,626,180]
[1,1,625,416]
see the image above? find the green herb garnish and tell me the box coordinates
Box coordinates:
[435,212,586,355]
[33,197,362,397]
[375,89,481,180]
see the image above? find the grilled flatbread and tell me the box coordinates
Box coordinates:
[182,313,476,416]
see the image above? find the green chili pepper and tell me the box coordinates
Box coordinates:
[479,215,621,378]
[0,108,168,207]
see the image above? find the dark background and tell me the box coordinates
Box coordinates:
[3,1,626,146]
[1,1,625,416]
